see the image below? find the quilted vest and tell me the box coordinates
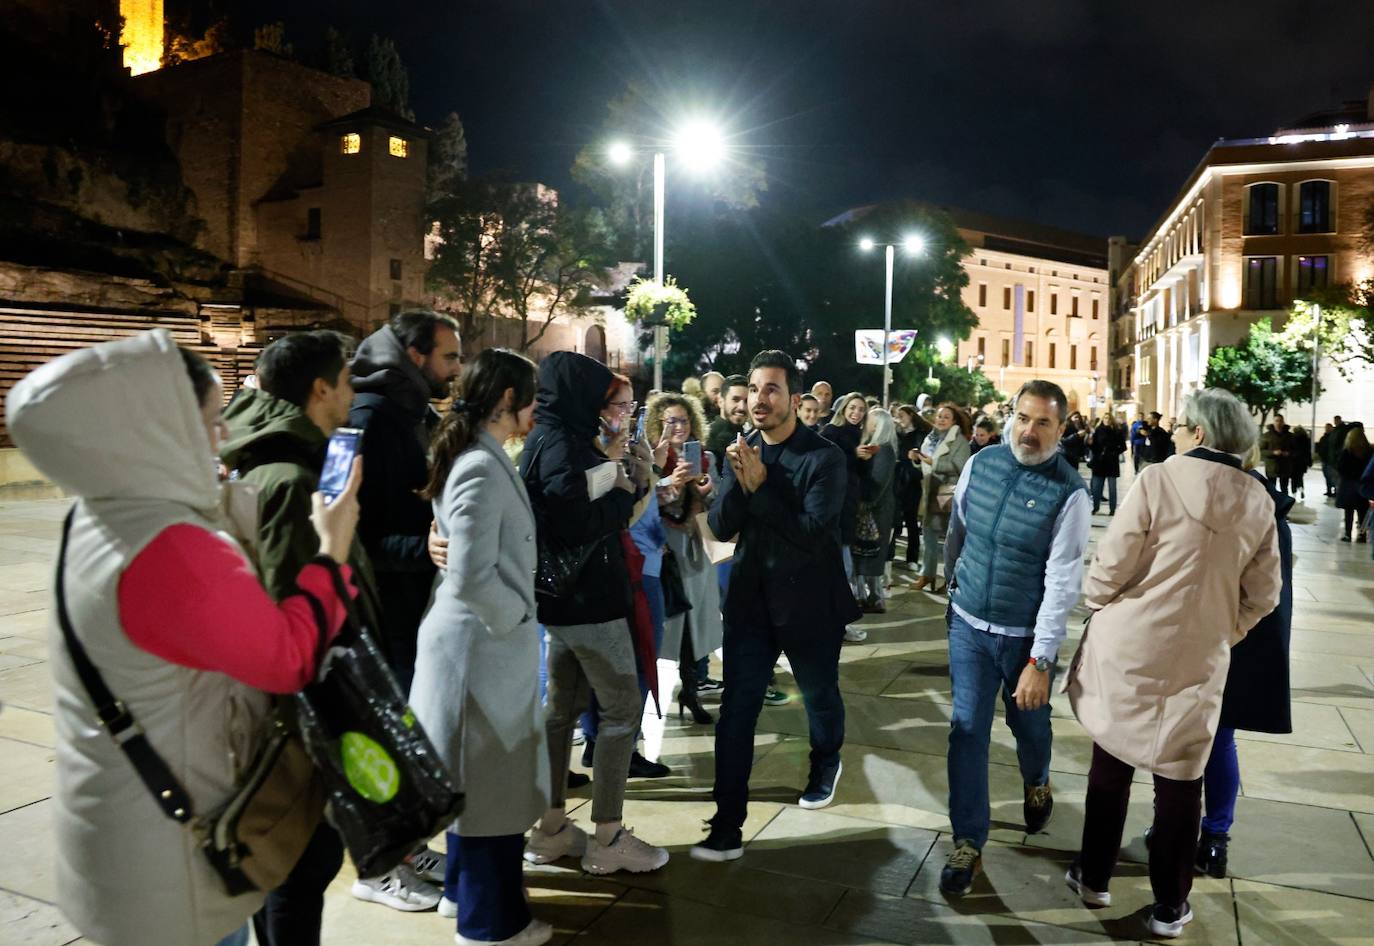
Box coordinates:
[951,443,1086,627]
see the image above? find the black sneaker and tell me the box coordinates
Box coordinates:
[1195,832,1229,878]
[690,826,744,862]
[582,739,595,768]
[567,771,590,789]
[1148,901,1194,938]
[762,688,790,706]
[1064,861,1111,907]
[939,840,981,896]
[697,676,724,694]
[1024,782,1053,833]
[798,761,842,810]
[628,751,671,779]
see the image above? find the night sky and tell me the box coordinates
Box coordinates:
[222,0,1374,239]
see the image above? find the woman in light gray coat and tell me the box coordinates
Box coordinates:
[412,348,552,946]
[913,403,972,593]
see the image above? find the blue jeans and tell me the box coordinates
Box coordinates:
[711,619,845,831]
[216,926,249,946]
[1090,475,1118,514]
[582,574,665,742]
[444,830,530,941]
[1201,727,1238,836]
[946,609,1054,848]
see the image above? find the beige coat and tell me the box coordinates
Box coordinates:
[1064,452,1282,780]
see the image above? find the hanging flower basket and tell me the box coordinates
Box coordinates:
[625,276,697,331]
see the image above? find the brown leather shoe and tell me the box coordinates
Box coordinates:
[912,577,930,591]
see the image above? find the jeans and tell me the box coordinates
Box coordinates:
[252,822,344,946]
[946,609,1053,849]
[920,515,947,582]
[1090,475,1118,514]
[445,831,530,942]
[1201,727,1238,836]
[582,575,666,742]
[545,620,640,823]
[215,927,249,946]
[1080,743,1202,910]
[711,620,845,832]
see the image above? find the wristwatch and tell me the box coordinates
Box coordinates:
[1028,656,1053,673]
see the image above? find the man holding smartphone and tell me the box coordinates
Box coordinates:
[691,351,860,862]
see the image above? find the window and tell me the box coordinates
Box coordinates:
[1297,255,1330,293]
[1246,183,1279,235]
[978,284,987,307]
[1027,290,1035,313]
[1048,343,1057,368]
[1024,342,1034,367]
[388,136,409,158]
[340,133,361,155]
[1091,298,1100,319]
[1050,293,1058,315]
[977,336,986,358]
[305,207,321,239]
[1244,257,1279,308]
[1003,287,1011,310]
[1070,345,1078,370]
[1071,295,1080,317]
[1298,181,1332,233]
[1001,339,1010,367]
[389,258,403,280]
[1090,348,1099,371]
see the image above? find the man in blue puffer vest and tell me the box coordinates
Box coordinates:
[937,380,1092,896]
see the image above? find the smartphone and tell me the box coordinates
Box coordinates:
[682,439,703,474]
[632,407,647,443]
[319,427,363,504]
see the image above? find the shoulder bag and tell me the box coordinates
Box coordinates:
[521,436,612,599]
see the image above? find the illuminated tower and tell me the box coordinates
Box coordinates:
[120,0,163,75]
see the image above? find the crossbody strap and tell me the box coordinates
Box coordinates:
[55,507,196,824]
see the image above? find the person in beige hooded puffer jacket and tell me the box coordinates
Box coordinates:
[5,330,363,946]
[1061,387,1281,939]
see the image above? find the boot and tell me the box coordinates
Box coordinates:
[677,645,714,725]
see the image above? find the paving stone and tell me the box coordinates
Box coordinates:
[825,889,1135,945]
[0,797,58,902]
[0,889,79,946]
[0,704,53,747]
[0,736,54,813]
[1234,879,1374,945]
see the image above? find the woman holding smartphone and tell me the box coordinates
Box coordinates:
[412,348,553,946]
[646,392,722,724]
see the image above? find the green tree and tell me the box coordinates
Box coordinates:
[252,22,293,58]
[570,82,768,261]
[323,26,354,78]
[660,202,976,393]
[1205,321,1317,426]
[427,179,615,352]
[893,355,1002,409]
[426,112,468,209]
[1279,285,1374,380]
[366,35,413,120]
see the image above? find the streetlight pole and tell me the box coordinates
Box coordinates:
[882,243,894,405]
[1309,303,1321,440]
[653,152,666,392]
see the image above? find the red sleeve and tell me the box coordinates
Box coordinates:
[118,524,358,694]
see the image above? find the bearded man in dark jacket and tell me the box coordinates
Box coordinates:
[348,311,461,693]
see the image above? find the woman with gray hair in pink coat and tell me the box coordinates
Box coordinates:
[1061,387,1282,939]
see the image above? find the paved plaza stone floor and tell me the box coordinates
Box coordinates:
[2,467,1373,945]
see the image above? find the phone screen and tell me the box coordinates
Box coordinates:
[682,439,703,474]
[633,407,647,443]
[319,427,362,504]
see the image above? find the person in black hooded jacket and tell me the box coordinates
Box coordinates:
[347,311,461,697]
[519,352,672,877]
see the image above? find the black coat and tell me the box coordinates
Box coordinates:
[1219,471,1293,733]
[520,352,636,627]
[1142,425,1172,463]
[1086,423,1125,478]
[1335,448,1372,510]
[709,423,861,633]
[820,422,862,544]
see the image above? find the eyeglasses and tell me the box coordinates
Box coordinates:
[607,399,637,413]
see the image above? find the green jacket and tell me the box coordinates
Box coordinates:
[220,389,385,632]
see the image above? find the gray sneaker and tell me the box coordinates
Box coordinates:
[581,827,669,875]
[523,820,588,865]
[350,864,441,912]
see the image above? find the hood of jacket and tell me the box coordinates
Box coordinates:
[1250,468,1296,521]
[533,351,613,439]
[350,325,432,418]
[1160,450,1261,533]
[6,329,219,510]
[219,388,326,473]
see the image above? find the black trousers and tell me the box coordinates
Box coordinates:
[891,497,922,562]
[1079,743,1201,910]
[710,620,845,832]
[253,822,345,946]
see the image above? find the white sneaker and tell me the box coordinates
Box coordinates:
[351,864,441,912]
[843,627,868,643]
[523,821,588,865]
[408,844,446,885]
[1064,864,1111,907]
[455,917,553,946]
[581,827,669,874]
[438,895,458,918]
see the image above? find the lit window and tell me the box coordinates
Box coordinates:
[389,136,408,158]
[341,133,361,155]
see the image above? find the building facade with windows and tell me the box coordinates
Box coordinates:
[1125,118,1374,422]
[947,210,1111,415]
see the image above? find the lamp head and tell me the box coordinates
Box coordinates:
[859,237,876,252]
[902,235,925,255]
[607,141,634,166]
[673,120,726,172]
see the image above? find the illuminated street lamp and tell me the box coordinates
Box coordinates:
[859,234,926,404]
[606,121,726,390]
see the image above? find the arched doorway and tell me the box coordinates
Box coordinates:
[585,325,607,363]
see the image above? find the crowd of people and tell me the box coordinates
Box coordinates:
[7,310,1373,945]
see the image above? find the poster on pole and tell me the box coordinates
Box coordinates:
[855,329,918,365]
